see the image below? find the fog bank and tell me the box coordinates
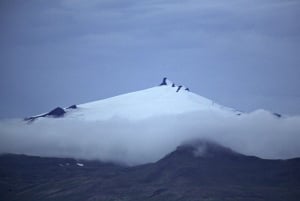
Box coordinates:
[1,110,300,165]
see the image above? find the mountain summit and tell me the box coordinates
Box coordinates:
[159,77,190,92]
[25,78,240,122]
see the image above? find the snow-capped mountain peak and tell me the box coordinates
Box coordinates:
[25,78,240,122]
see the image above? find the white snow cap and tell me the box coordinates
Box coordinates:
[61,77,240,121]
[24,77,241,122]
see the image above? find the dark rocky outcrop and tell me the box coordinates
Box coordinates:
[47,107,66,117]
[273,113,282,118]
[176,86,182,92]
[24,107,66,122]
[159,78,189,92]
[67,105,77,109]
[159,77,168,86]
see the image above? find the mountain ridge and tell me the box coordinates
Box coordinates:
[1,140,300,201]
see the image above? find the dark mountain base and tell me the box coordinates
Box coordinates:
[1,142,300,201]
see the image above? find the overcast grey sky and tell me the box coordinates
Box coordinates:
[0,0,299,118]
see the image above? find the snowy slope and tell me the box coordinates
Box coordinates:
[26,78,241,122]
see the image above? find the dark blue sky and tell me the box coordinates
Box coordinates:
[0,0,300,118]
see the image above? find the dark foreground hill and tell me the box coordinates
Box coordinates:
[1,141,300,201]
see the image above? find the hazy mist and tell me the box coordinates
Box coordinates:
[1,110,299,165]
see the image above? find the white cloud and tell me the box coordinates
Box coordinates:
[0,110,300,166]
